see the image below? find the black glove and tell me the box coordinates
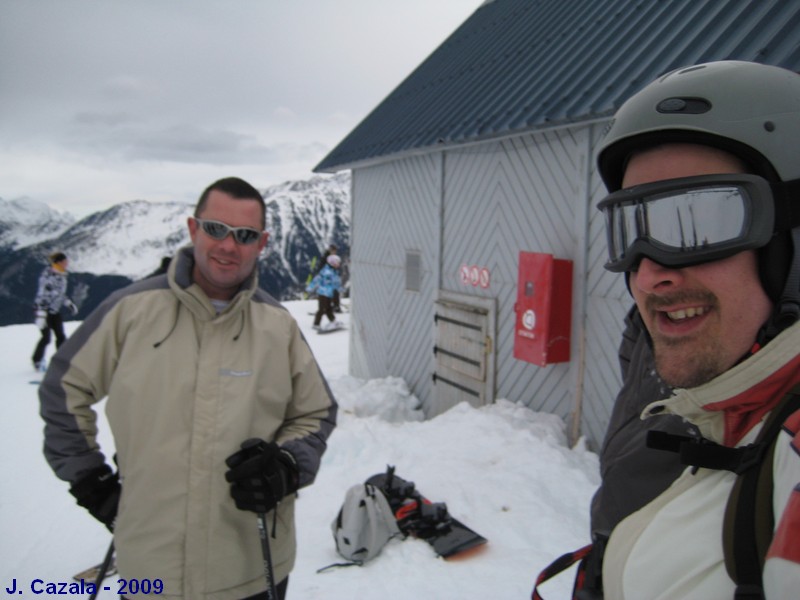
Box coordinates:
[224,439,299,514]
[69,465,121,531]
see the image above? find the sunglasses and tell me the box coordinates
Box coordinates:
[194,218,263,245]
[597,174,775,272]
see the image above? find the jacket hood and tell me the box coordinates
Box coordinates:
[642,320,800,445]
[168,245,258,323]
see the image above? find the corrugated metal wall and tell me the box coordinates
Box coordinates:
[348,121,633,449]
[348,153,442,409]
[580,123,632,447]
[441,128,590,431]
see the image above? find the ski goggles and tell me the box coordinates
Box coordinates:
[194,218,263,245]
[597,174,775,272]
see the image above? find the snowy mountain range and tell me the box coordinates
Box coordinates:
[0,197,76,248]
[0,172,350,326]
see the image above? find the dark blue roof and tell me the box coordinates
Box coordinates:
[315,0,800,172]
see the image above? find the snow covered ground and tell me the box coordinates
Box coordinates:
[0,299,600,599]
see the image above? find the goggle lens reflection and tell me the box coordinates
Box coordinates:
[598,174,773,271]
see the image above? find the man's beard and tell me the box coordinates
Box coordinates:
[652,334,725,388]
[646,290,725,389]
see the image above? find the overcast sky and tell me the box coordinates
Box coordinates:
[1,0,481,217]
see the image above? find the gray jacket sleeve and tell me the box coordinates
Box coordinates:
[38,306,114,483]
[274,316,338,488]
[589,306,698,536]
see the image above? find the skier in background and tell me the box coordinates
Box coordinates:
[31,251,77,371]
[307,254,344,332]
[319,244,343,312]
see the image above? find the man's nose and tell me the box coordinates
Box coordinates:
[631,257,685,294]
[218,231,239,249]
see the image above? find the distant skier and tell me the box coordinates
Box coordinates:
[319,244,343,312]
[31,252,77,371]
[307,254,344,332]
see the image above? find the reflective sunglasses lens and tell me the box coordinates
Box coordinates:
[201,220,229,240]
[233,228,261,245]
[198,220,261,245]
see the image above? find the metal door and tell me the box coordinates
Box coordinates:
[432,297,494,414]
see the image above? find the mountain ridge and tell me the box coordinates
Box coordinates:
[0,172,350,326]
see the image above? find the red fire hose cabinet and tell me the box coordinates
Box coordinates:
[513,251,573,366]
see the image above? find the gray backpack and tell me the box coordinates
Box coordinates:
[330,482,401,565]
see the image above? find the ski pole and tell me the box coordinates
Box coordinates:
[237,438,279,600]
[88,539,115,600]
[256,512,278,600]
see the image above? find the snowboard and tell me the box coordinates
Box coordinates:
[366,466,487,559]
[317,323,346,334]
[73,556,117,582]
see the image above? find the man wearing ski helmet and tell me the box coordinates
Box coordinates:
[595,61,800,598]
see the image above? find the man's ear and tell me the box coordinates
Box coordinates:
[187,217,199,243]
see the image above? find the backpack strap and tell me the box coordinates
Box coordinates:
[722,388,800,600]
[530,544,593,600]
[647,387,800,600]
[646,431,770,475]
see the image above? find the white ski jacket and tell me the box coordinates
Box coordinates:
[602,321,800,600]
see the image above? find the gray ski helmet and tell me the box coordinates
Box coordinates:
[598,61,800,192]
[596,60,800,314]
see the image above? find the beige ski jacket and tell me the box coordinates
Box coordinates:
[40,246,337,599]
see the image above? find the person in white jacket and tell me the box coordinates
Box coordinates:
[593,61,800,599]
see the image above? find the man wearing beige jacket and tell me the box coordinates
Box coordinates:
[40,177,337,599]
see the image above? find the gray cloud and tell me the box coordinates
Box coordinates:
[0,0,480,215]
[114,124,327,166]
[73,112,139,127]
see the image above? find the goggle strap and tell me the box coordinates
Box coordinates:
[771,179,800,232]
[765,227,800,341]
[779,228,800,314]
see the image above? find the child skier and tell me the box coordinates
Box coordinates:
[307,254,344,332]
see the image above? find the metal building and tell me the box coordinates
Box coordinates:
[315,0,800,449]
